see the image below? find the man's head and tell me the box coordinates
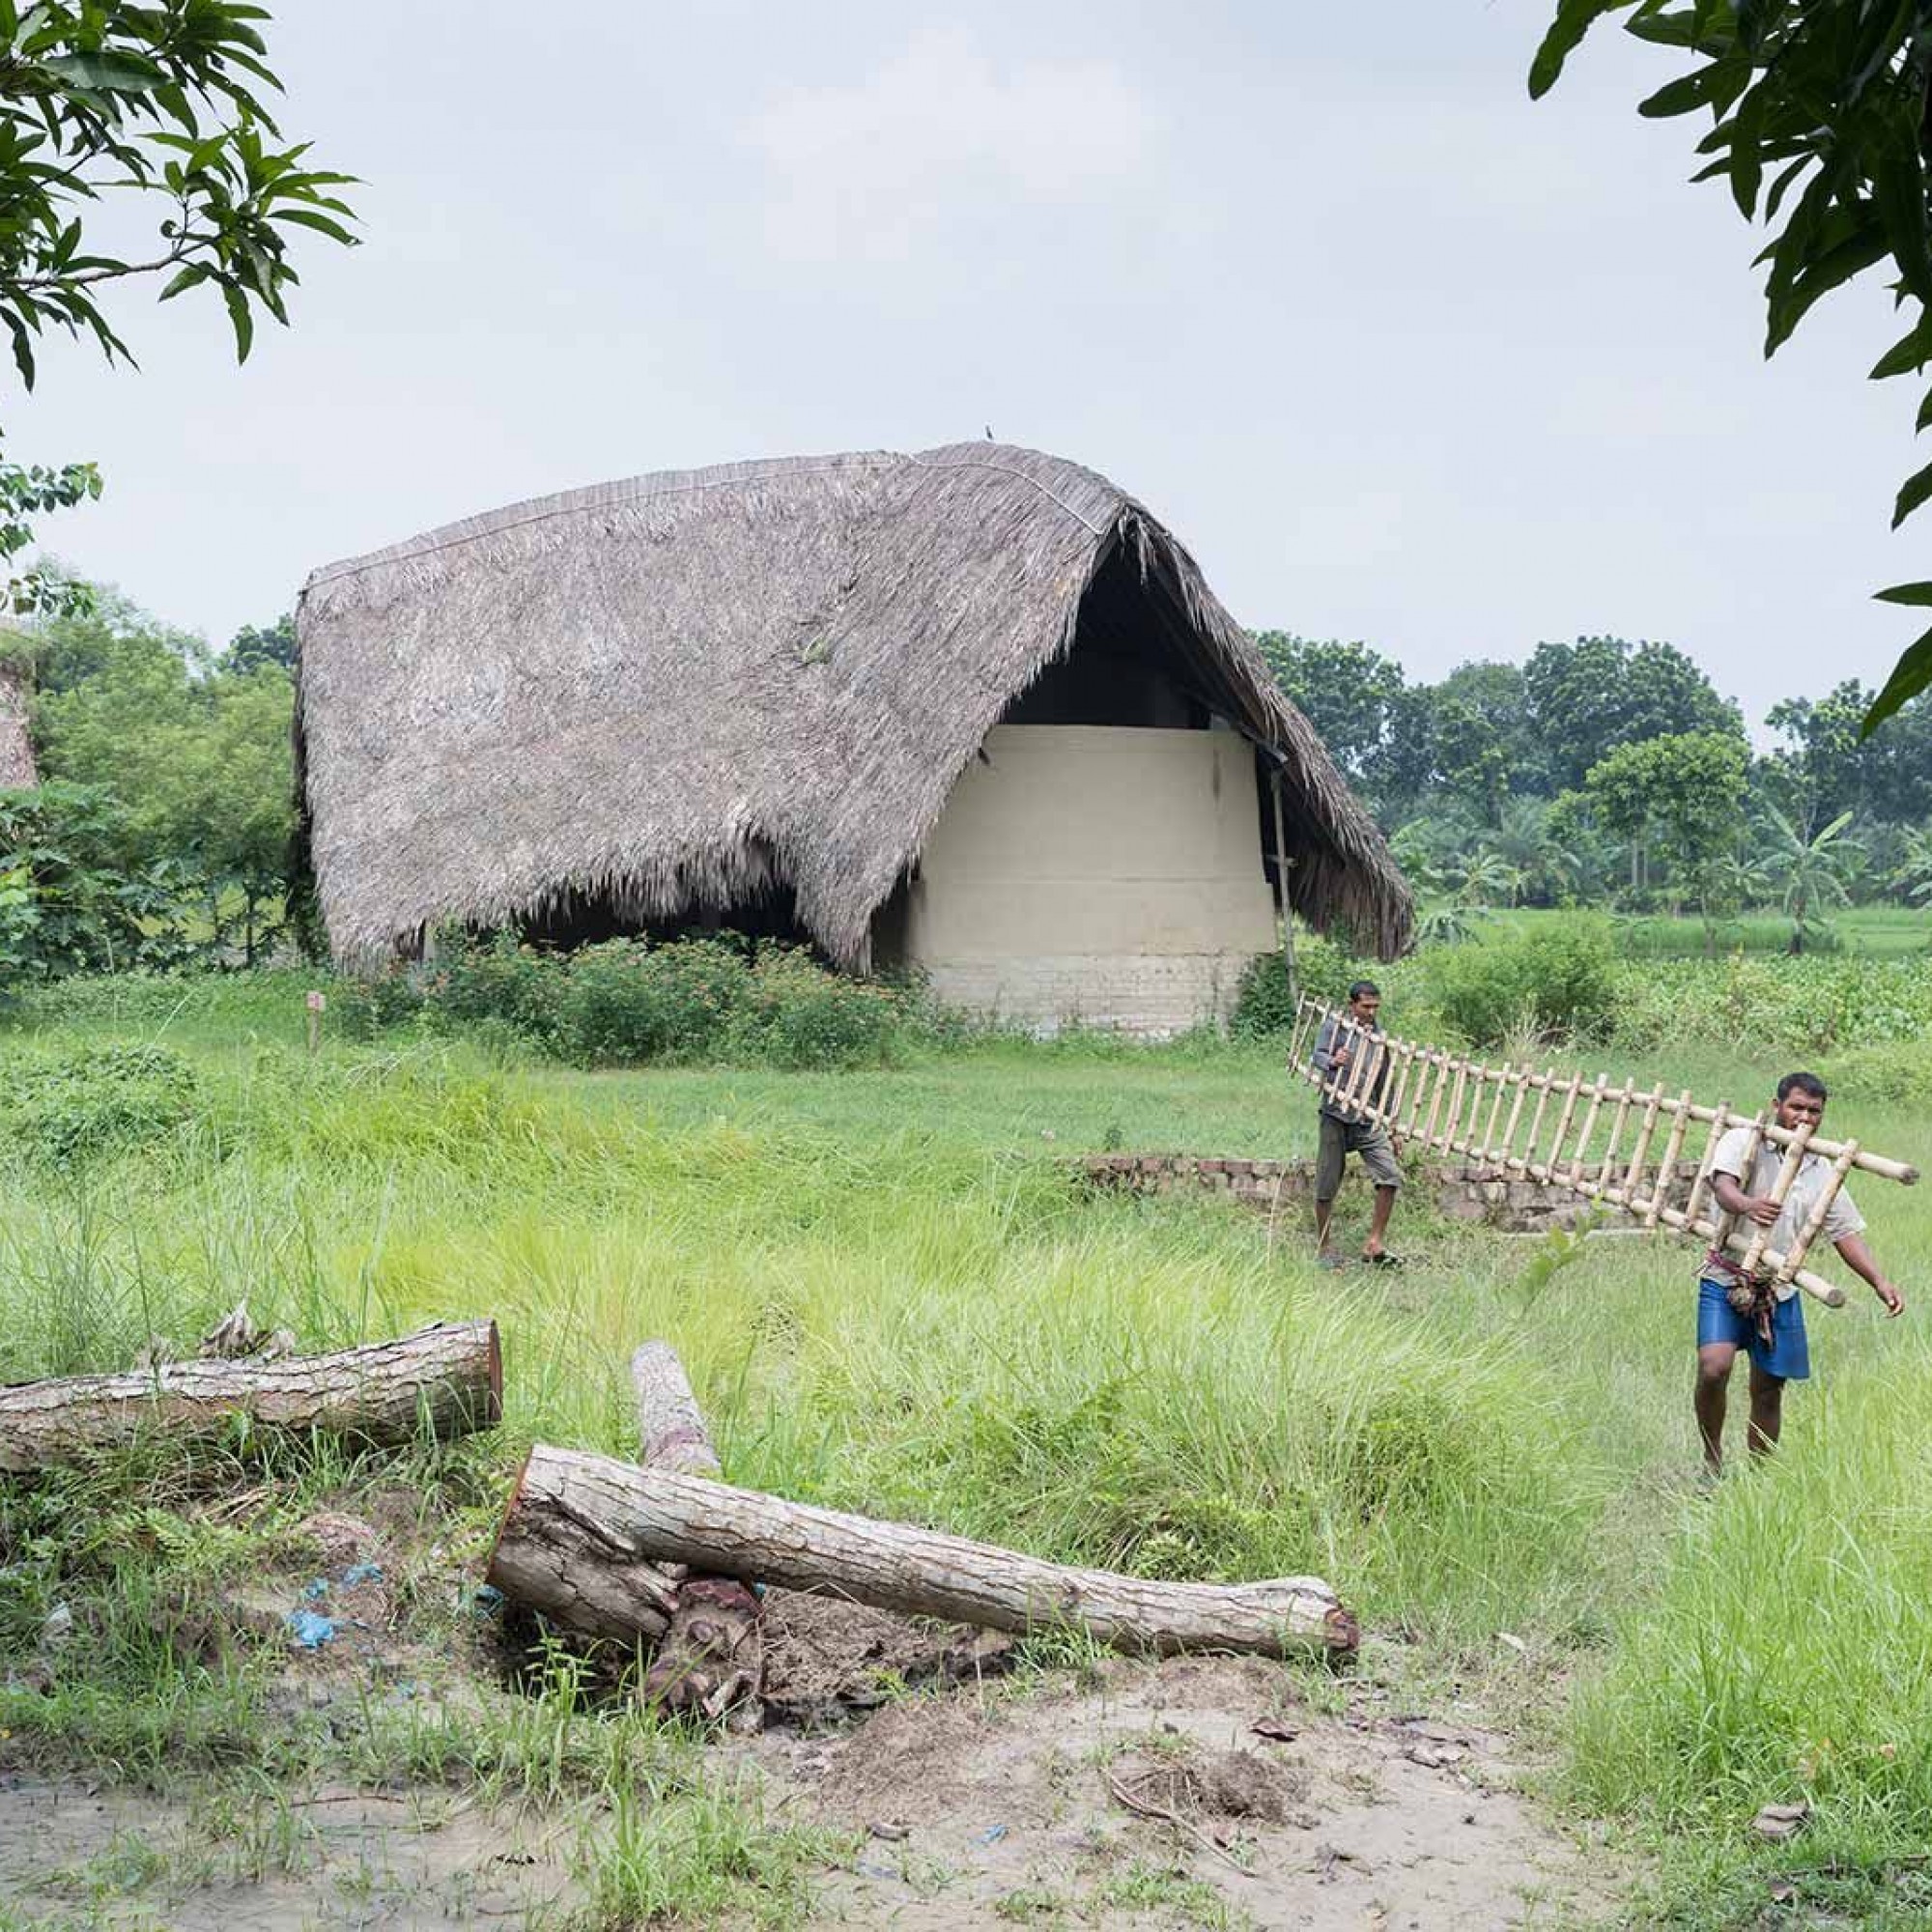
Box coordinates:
[1347,980,1381,1026]
[1774,1070,1828,1132]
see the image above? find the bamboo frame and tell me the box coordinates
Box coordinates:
[1283,997,1910,1312]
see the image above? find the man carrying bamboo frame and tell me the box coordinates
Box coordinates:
[1696,1071,1906,1475]
[1309,980,1403,1269]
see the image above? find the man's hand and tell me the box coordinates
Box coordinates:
[1742,1196,1781,1227]
[1877,1281,1906,1318]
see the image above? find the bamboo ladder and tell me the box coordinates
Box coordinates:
[1286,996,1918,1307]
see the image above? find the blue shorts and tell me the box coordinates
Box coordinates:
[1697,1276,1809,1381]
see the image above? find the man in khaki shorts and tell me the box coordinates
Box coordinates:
[1309,980,1403,1269]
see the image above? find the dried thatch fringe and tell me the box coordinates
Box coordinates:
[297,443,1412,969]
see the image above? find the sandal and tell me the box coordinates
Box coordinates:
[1362,1252,1404,1270]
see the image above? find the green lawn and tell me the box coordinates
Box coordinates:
[3,980,1930,1925]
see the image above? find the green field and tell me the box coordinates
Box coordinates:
[3,978,1931,1925]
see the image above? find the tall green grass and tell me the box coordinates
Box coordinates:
[4,980,1931,1920]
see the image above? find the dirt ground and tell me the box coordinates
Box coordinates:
[1,1645,1619,1931]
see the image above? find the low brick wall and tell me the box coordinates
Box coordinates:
[1078,1152,1703,1235]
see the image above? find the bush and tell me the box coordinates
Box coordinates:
[1431,916,1618,1048]
[428,934,564,1043]
[1232,930,1387,1037]
[1,1041,202,1166]
[553,937,751,1065]
[729,947,902,1069]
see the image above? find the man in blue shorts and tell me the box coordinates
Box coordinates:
[1697,1070,1906,1475]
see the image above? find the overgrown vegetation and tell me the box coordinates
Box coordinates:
[1,977,1928,1930]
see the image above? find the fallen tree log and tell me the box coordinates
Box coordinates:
[0,1321,501,1474]
[630,1343,762,1716]
[488,1447,1358,1661]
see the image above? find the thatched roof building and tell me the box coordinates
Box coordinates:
[298,442,1408,1022]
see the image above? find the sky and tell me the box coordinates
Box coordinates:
[7,2,1918,727]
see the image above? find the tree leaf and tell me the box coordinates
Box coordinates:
[1873,580,1932,608]
[1529,0,1635,99]
[1862,625,1932,736]
[1894,457,1932,529]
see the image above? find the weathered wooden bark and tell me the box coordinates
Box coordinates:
[0,656,35,790]
[489,1448,1358,1661]
[629,1342,762,1716]
[632,1342,722,1478]
[0,1321,501,1474]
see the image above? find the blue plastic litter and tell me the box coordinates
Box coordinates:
[341,1562,383,1586]
[974,1825,1009,1846]
[471,1584,505,1616]
[285,1609,337,1648]
[302,1577,329,1601]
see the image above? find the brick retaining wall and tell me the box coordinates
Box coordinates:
[1078,1151,1703,1235]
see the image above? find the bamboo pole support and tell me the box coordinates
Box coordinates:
[1479,1073,1510,1166]
[1509,1069,1554,1177]
[1421,1054,1452,1151]
[1531,1073,1584,1183]
[1735,1122,1814,1279]
[1406,1051,1442,1140]
[1566,1077,1608,1185]
[1496,1069,1530,1172]
[1680,1101,1732,1237]
[1587,1080,1636,1202]
[1710,1112,1768,1260]
[1643,1091,1693,1227]
[1609,1084,1664,1210]
[1775,1141,1860,1286]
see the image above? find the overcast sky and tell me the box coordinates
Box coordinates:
[7,3,1916,727]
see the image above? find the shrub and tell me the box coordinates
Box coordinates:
[428,934,564,1043]
[729,947,902,1069]
[1,1041,202,1166]
[1431,916,1618,1047]
[553,937,752,1065]
[331,966,426,1037]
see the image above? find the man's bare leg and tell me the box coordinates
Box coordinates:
[1363,1185,1396,1261]
[1315,1195,1341,1260]
[1747,1357,1785,1458]
[1694,1342,1738,1474]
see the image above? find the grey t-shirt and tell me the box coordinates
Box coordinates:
[1310,1015,1388,1124]
[1708,1124,1863,1301]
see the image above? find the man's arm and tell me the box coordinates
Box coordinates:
[1710,1171,1780,1227]
[1833,1232,1906,1317]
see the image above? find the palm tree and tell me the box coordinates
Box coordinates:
[1757,805,1860,953]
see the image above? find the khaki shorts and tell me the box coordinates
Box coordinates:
[1316,1114,1403,1202]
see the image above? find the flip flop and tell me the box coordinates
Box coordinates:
[1362,1252,1404,1270]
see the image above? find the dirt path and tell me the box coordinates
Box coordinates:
[1,1652,1617,1930]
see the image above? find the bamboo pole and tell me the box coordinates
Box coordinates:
[1496,1068,1530,1171]
[1609,1084,1664,1210]
[1509,1068,1554,1177]
[1587,1080,1636,1202]
[1451,1065,1487,1156]
[1532,1074,1585,1183]
[1643,1091,1693,1228]
[1385,1039,1416,1140]
[1680,1100,1732,1238]
[1479,1072,1510,1166]
[1405,1050,1441,1139]
[1735,1122,1814,1280]
[1710,1112,1768,1261]
[1566,1077,1608,1184]
[1673,1100,1916,1184]
[1421,1053,1453,1151]
[1775,1141,1860,1286]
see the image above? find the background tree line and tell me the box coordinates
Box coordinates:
[0,587,297,978]
[1256,631,1932,948]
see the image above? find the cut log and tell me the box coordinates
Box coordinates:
[0,1321,501,1475]
[488,1447,1357,1661]
[628,1342,761,1716]
[631,1342,723,1478]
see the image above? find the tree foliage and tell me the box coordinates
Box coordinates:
[0,4,355,617]
[1529,1,1932,733]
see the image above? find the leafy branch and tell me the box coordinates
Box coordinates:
[1531,1,1932,735]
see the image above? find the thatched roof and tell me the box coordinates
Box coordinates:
[297,442,1411,966]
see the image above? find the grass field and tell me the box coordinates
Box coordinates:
[1491,903,1932,959]
[3,977,1931,1925]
